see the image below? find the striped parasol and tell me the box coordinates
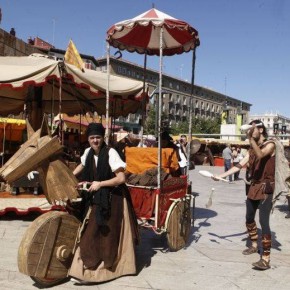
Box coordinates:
[107,8,200,56]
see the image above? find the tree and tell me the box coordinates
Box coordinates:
[143,106,156,135]
[170,116,221,135]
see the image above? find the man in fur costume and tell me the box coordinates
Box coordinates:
[212,120,288,270]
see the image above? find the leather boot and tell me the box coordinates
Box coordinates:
[252,234,271,270]
[242,221,258,255]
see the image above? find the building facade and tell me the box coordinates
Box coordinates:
[249,113,290,136]
[95,57,251,133]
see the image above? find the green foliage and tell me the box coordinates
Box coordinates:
[144,105,221,136]
[192,117,221,134]
[144,107,156,135]
[170,117,221,135]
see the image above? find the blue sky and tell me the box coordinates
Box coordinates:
[1,0,289,117]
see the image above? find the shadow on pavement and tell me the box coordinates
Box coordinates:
[186,206,218,245]
[0,211,42,221]
[135,228,167,274]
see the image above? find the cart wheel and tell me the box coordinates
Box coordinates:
[31,276,65,287]
[166,199,191,251]
[18,211,81,285]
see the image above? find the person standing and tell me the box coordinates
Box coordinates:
[222,144,233,182]
[232,146,242,180]
[176,134,188,175]
[69,123,139,284]
[212,120,276,270]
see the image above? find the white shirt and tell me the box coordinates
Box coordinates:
[176,144,187,167]
[81,147,126,172]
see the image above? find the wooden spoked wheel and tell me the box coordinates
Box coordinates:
[166,199,191,251]
[18,211,81,287]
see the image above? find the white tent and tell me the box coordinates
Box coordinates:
[0,54,146,117]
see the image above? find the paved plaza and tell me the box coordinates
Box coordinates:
[0,165,290,290]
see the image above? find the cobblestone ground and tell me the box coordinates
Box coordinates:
[0,165,289,290]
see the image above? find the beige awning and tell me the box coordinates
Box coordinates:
[0,54,146,117]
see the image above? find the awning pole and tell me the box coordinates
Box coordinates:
[1,121,6,167]
[139,52,147,146]
[155,27,163,228]
[58,63,63,145]
[186,47,197,182]
[105,42,110,143]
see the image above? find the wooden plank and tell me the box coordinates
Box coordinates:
[45,160,79,201]
[167,200,191,251]
[35,216,61,277]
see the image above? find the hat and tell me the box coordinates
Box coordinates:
[115,132,128,142]
[86,123,105,137]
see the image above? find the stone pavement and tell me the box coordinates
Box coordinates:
[0,165,290,290]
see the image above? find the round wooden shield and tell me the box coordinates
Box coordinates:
[190,139,201,155]
[166,199,191,251]
[18,211,81,286]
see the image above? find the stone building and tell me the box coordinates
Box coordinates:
[95,57,251,132]
[0,27,251,133]
[249,112,290,136]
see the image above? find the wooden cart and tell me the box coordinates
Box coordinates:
[128,175,196,251]
[125,146,197,251]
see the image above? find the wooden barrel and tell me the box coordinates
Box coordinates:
[166,198,191,251]
[18,211,81,286]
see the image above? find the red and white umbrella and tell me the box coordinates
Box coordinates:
[107,8,200,56]
[106,8,200,215]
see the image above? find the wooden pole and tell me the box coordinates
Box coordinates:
[155,27,163,228]
[105,42,110,144]
[186,47,197,182]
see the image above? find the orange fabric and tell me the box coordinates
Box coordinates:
[125,147,179,174]
[0,125,25,142]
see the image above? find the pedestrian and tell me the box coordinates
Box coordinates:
[157,131,182,176]
[176,134,188,175]
[222,144,233,182]
[69,123,139,284]
[232,146,242,180]
[212,120,277,270]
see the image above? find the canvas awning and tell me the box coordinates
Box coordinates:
[53,114,122,134]
[0,54,147,117]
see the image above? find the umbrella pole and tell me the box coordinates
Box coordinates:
[139,53,147,146]
[105,42,110,143]
[155,27,163,228]
[186,47,197,182]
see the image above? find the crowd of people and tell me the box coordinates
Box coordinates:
[222,143,244,182]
